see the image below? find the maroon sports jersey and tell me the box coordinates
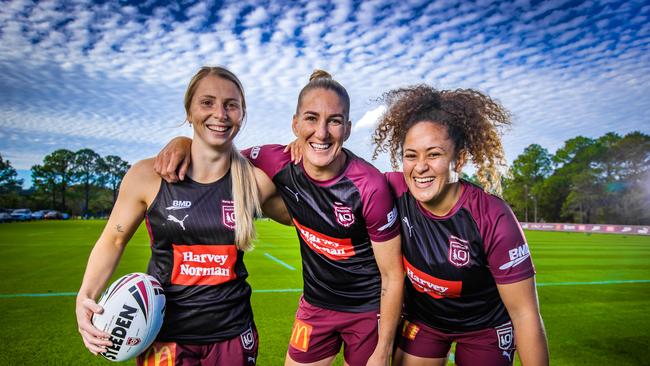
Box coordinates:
[385,172,535,332]
[145,173,253,343]
[243,145,400,312]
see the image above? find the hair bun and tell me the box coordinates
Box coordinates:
[309,69,332,82]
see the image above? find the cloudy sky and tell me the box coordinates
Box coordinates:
[1,0,649,186]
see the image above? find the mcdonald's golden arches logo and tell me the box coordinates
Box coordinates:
[401,320,420,341]
[290,319,312,352]
[138,342,175,366]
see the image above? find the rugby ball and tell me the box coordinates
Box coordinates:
[92,273,166,362]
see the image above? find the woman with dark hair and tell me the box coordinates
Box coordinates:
[374,85,549,366]
[76,66,288,365]
[154,70,404,366]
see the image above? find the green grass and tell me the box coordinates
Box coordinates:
[0,221,649,365]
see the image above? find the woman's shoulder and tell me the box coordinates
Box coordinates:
[121,158,162,197]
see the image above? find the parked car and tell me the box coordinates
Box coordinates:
[0,212,12,223]
[11,209,32,221]
[44,211,63,220]
[31,210,50,220]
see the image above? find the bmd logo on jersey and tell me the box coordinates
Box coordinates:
[448,235,470,268]
[165,200,191,211]
[499,243,531,270]
[222,200,236,230]
[333,202,355,228]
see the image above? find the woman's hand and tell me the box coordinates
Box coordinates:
[153,137,193,182]
[76,296,112,355]
[283,138,305,164]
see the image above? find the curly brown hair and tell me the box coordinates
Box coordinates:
[372,85,511,194]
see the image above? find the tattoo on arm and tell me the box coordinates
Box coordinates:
[116,224,124,233]
[381,287,387,297]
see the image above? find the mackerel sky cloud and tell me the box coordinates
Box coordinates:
[1,0,648,178]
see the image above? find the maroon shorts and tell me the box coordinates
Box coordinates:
[398,319,515,366]
[137,323,258,366]
[287,297,379,366]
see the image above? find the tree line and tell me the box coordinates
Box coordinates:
[0,149,130,217]
[1,131,649,223]
[502,131,649,225]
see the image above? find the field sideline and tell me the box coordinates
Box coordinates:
[1,220,649,365]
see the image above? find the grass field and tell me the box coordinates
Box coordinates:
[0,220,649,365]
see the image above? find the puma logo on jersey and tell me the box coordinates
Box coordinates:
[499,244,530,270]
[284,186,300,202]
[167,214,189,231]
[166,200,192,210]
[403,216,414,238]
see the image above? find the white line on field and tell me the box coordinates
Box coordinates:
[263,252,295,271]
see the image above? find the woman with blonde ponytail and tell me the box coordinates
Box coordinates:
[76,66,287,366]
[155,69,404,366]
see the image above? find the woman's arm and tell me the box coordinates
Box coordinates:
[75,159,160,355]
[254,167,293,226]
[367,235,404,366]
[497,277,549,366]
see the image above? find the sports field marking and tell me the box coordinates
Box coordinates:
[26,231,55,236]
[536,279,650,287]
[263,252,296,271]
[2,279,649,299]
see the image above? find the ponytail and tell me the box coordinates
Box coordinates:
[230,147,261,251]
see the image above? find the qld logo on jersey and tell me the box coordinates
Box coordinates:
[222,200,236,230]
[448,235,470,268]
[333,202,355,228]
[496,322,514,350]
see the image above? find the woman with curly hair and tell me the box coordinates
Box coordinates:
[374,85,549,366]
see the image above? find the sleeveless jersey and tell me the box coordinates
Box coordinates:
[386,173,535,332]
[145,173,253,343]
[243,145,400,312]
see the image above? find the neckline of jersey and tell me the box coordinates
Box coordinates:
[298,149,352,187]
[184,169,231,186]
[415,180,469,220]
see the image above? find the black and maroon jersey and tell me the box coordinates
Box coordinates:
[144,173,253,343]
[385,173,535,332]
[243,145,399,312]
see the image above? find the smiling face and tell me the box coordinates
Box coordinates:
[292,88,351,180]
[187,75,243,150]
[402,121,465,214]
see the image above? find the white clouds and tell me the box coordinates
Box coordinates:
[244,7,269,27]
[354,105,386,132]
[0,0,648,175]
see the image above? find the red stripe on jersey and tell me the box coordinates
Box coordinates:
[293,218,355,260]
[403,257,462,299]
[171,244,238,286]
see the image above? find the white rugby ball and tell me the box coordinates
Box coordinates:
[92,273,166,362]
